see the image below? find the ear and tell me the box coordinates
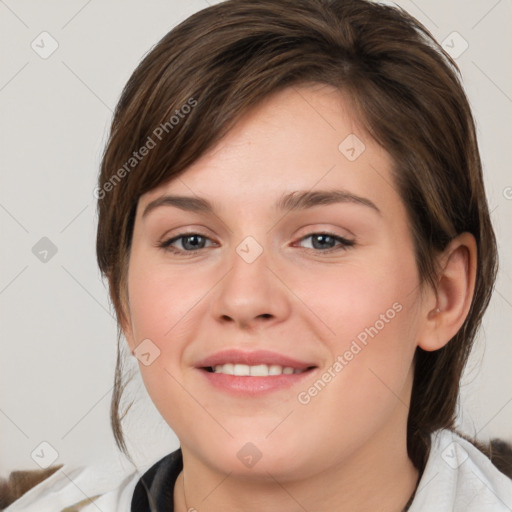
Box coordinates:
[417,232,477,351]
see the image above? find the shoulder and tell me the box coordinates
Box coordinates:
[2,460,142,512]
[409,428,512,512]
[3,449,184,512]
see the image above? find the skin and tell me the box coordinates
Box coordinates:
[122,84,477,512]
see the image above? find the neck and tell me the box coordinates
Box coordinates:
[173,415,419,512]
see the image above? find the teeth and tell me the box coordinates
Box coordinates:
[212,364,305,376]
[234,363,250,376]
[268,364,283,375]
[250,364,268,376]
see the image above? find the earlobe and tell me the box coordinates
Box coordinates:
[417,232,477,352]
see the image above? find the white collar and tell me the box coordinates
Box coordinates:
[6,428,512,511]
[408,429,512,511]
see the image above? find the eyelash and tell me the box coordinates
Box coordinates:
[157,232,355,255]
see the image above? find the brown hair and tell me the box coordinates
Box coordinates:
[96,0,498,471]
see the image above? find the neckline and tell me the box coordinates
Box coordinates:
[131,447,423,512]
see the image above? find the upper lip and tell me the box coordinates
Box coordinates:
[195,349,317,370]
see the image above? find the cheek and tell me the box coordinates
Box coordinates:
[296,242,419,346]
[294,245,420,402]
[125,256,208,423]
[127,255,207,345]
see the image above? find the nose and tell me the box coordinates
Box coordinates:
[210,239,291,331]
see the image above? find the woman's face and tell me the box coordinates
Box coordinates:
[125,84,426,479]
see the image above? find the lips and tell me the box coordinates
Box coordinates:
[195,349,318,396]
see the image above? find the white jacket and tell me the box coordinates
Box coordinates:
[5,429,512,511]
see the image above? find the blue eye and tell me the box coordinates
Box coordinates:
[158,232,355,255]
[158,233,213,253]
[297,233,355,252]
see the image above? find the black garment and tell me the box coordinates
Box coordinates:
[131,448,183,512]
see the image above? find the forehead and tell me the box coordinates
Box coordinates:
[137,84,401,218]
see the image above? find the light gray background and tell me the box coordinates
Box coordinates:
[1,0,511,476]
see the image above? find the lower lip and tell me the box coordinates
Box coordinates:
[198,368,316,396]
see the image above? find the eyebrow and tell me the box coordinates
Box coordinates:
[142,189,381,218]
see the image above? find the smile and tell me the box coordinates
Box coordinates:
[207,363,309,376]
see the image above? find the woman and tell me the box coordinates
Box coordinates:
[5,0,512,510]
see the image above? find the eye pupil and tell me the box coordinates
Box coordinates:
[183,234,204,250]
[312,234,335,249]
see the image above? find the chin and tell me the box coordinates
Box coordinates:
[190,433,316,481]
